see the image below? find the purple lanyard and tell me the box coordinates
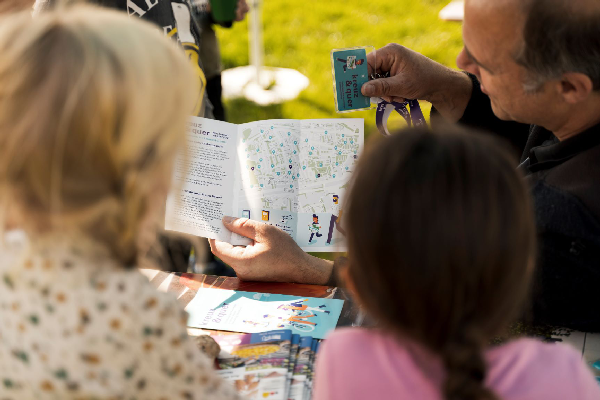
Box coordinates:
[375,99,426,136]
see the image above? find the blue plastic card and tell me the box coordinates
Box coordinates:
[331,47,373,112]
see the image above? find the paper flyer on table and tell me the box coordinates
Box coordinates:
[165,117,364,252]
[185,288,343,339]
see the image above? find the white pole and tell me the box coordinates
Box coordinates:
[248,0,265,87]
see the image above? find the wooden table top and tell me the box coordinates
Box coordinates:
[140,269,363,335]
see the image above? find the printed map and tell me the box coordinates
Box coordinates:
[237,119,362,215]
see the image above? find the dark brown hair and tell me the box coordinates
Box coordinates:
[516,0,600,91]
[345,126,536,400]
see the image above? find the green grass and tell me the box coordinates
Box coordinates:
[216,0,464,133]
[215,0,464,260]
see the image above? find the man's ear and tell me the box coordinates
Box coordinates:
[558,72,594,104]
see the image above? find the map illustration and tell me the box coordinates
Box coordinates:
[237,119,363,251]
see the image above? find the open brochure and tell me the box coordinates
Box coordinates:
[165,117,364,252]
[185,288,343,339]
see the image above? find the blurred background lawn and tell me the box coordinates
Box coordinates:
[215,0,464,260]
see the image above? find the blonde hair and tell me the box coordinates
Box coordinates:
[0,6,198,264]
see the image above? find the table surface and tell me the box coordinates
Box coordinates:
[140,269,363,335]
[140,269,599,376]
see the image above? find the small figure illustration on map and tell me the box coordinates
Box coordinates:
[263,313,318,327]
[336,56,364,72]
[243,320,269,328]
[308,214,323,243]
[327,194,346,244]
[278,299,330,314]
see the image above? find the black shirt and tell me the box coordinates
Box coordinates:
[457,74,600,332]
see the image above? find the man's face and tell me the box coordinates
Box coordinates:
[457,0,557,125]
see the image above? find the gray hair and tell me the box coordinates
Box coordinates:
[515,0,600,93]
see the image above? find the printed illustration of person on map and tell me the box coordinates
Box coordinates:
[263,313,318,327]
[278,299,331,314]
[243,320,269,328]
[336,56,364,72]
[308,214,323,243]
[326,194,346,245]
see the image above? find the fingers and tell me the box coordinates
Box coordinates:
[209,238,247,265]
[222,216,271,243]
[366,43,405,76]
[362,76,397,98]
[235,0,249,21]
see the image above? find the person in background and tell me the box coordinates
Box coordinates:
[313,127,600,400]
[192,0,249,122]
[0,8,241,399]
[35,0,217,273]
[210,0,600,332]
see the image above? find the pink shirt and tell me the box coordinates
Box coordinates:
[314,328,600,400]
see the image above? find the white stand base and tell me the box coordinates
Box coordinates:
[222,66,309,105]
[439,1,464,21]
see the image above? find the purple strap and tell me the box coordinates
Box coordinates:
[376,99,426,136]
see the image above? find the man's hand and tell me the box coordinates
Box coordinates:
[235,0,249,22]
[209,216,333,284]
[362,43,473,122]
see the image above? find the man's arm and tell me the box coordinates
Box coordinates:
[362,44,530,157]
[209,217,335,285]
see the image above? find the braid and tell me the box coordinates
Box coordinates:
[441,329,498,400]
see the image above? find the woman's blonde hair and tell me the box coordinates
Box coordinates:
[0,6,197,264]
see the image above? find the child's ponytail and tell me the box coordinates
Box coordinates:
[441,328,498,400]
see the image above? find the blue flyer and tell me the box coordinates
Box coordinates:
[331,47,371,112]
[185,288,344,339]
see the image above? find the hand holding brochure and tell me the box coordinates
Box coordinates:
[165,117,364,252]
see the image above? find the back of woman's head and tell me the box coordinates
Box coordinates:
[0,6,197,263]
[346,126,536,400]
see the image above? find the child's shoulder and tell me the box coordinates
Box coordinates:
[487,338,600,399]
[325,327,395,347]
[316,328,442,400]
[322,327,413,364]
[489,337,585,367]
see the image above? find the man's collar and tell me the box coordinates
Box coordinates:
[527,122,600,172]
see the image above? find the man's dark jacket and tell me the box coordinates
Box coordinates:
[456,74,600,332]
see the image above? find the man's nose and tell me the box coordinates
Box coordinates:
[456,47,470,71]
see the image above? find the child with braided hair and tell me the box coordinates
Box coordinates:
[313,126,600,400]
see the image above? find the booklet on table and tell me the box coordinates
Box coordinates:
[185,288,343,339]
[165,117,364,252]
[213,330,292,400]
[213,330,322,400]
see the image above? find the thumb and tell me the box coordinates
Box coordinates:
[222,216,267,242]
[361,77,396,98]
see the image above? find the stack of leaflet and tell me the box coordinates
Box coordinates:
[213,330,322,400]
[288,335,321,400]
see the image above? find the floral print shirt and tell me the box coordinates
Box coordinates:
[0,234,242,400]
